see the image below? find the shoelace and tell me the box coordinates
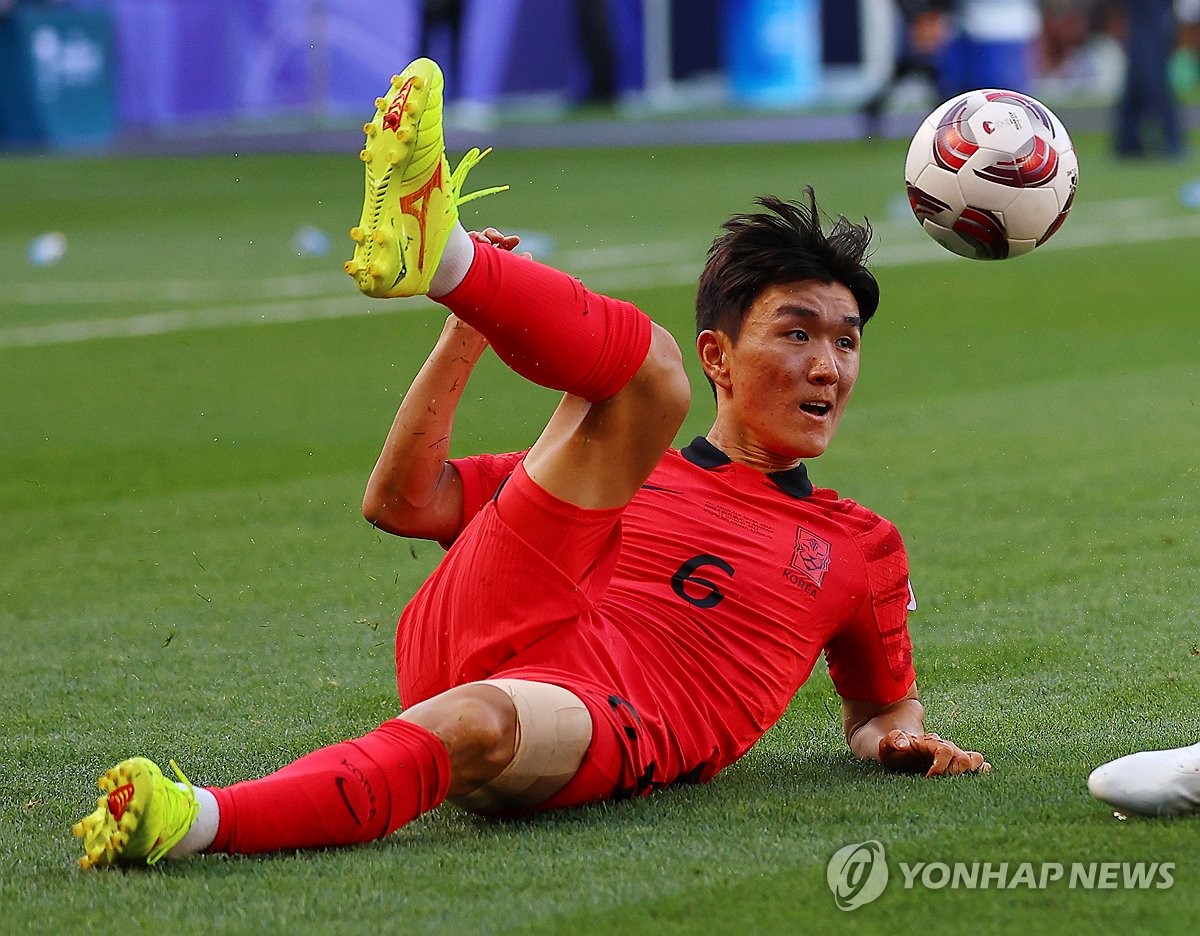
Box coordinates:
[449,147,509,207]
[144,759,201,866]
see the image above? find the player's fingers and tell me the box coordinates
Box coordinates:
[489,234,522,252]
[879,729,915,760]
[939,747,992,776]
[469,228,516,248]
[485,227,517,247]
[924,742,956,777]
[879,730,931,773]
[960,751,992,774]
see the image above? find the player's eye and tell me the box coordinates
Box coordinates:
[836,335,858,350]
[787,329,809,342]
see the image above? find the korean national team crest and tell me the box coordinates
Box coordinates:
[791,526,832,588]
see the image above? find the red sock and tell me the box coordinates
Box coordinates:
[207,718,450,854]
[440,241,653,402]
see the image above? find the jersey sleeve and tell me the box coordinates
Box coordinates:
[823,514,916,705]
[447,450,527,536]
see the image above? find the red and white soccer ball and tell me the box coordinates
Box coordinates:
[904,89,1079,260]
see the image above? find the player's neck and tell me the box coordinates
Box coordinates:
[703,429,804,475]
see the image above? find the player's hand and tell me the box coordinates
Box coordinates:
[878,729,991,777]
[469,227,525,254]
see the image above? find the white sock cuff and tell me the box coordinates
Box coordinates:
[428,223,475,298]
[167,783,220,859]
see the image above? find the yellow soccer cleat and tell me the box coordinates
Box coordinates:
[345,57,507,298]
[72,757,200,869]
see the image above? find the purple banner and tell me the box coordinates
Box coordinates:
[69,0,644,129]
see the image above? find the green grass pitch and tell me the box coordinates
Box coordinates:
[1,130,1198,934]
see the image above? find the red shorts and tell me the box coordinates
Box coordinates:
[395,462,656,810]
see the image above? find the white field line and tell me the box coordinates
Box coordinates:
[6,243,697,307]
[3,200,1199,351]
[0,295,395,350]
[558,240,698,270]
[8,271,349,306]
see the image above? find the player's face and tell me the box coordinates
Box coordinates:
[703,280,862,465]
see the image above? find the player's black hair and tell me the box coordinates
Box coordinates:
[695,189,879,345]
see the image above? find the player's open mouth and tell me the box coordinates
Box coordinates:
[800,402,832,417]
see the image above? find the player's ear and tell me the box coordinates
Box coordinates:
[696,329,732,391]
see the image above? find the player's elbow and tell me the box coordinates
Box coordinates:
[363,485,454,541]
[362,486,405,535]
[357,480,420,537]
[363,464,462,541]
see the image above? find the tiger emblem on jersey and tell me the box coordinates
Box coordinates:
[790,526,832,588]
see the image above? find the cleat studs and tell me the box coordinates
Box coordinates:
[349,226,364,242]
[367,262,382,277]
[363,122,375,137]
[385,151,400,165]
[343,260,358,275]
[390,74,403,88]
[374,96,387,110]
[359,149,369,162]
[372,231,386,244]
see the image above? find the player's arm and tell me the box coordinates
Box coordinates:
[842,683,991,777]
[363,229,522,540]
[362,311,488,541]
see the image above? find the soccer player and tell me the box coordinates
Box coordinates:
[1088,743,1200,816]
[72,58,989,869]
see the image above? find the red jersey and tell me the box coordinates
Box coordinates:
[435,437,916,794]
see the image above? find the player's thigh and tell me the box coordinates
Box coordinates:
[394,500,603,705]
[523,322,689,509]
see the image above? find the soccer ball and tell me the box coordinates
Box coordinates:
[904,89,1078,260]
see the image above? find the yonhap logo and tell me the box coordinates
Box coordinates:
[827,840,889,911]
[826,840,1176,910]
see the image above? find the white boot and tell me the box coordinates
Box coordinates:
[1088,742,1200,816]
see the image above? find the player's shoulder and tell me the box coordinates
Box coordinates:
[651,445,712,480]
[809,486,889,521]
[808,487,903,543]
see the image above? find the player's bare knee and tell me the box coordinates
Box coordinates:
[630,323,690,428]
[448,680,594,814]
[399,684,517,793]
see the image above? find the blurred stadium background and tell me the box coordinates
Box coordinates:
[1,0,1198,153]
